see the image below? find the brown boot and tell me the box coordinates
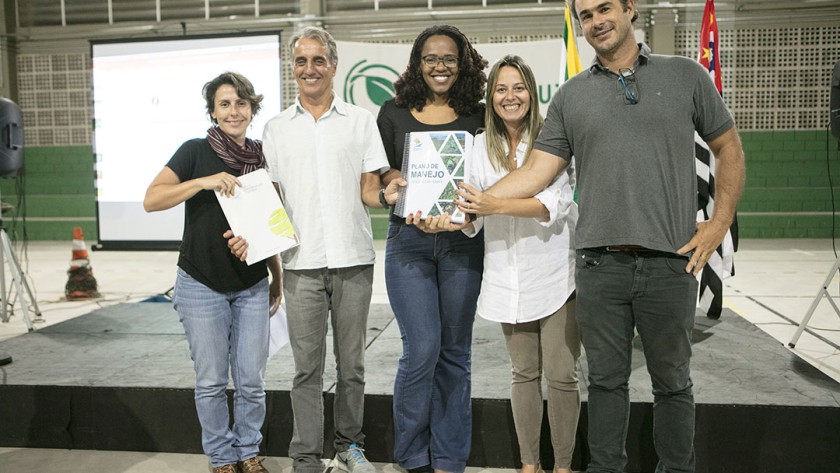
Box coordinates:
[238,456,269,473]
[211,464,239,473]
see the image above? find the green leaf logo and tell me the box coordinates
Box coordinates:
[365,75,396,106]
[343,60,400,109]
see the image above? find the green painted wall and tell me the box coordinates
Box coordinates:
[739,130,840,238]
[3,131,839,241]
[0,146,96,241]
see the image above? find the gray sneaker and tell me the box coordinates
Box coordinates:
[335,443,375,473]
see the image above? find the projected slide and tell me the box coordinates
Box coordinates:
[92,33,282,248]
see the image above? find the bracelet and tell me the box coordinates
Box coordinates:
[378,188,391,208]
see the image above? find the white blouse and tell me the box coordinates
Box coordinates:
[468,133,577,324]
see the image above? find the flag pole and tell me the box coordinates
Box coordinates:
[695,0,738,319]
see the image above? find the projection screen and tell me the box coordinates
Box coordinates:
[91,32,282,250]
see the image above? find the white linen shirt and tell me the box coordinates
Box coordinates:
[469,133,578,324]
[263,94,389,270]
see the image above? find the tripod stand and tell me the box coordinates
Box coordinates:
[0,97,45,368]
[789,256,840,348]
[0,209,43,332]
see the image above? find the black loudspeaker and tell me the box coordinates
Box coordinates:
[0,96,23,177]
[831,58,840,142]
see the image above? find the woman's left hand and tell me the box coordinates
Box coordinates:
[456,182,502,216]
[222,229,248,262]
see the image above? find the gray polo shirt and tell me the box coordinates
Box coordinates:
[534,43,734,253]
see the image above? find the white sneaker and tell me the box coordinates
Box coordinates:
[334,444,376,473]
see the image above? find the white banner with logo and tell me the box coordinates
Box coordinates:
[335,39,596,117]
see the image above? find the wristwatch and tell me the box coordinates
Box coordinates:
[379,188,391,208]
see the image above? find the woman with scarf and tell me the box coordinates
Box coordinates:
[144,72,280,473]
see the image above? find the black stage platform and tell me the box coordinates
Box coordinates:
[1,302,838,472]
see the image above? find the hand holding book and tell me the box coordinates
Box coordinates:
[455,182,503,217]
[395,130,473,223]
[384,177,406,207]
[215,169,299,265]
[405,210,474,234]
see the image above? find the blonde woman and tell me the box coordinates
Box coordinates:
[431,55,581,473]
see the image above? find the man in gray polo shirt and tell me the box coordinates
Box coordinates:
[465,0,746,472]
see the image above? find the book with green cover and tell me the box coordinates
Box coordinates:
[394,130,473,224]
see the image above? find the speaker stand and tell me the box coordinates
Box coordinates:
[0,226,44,331]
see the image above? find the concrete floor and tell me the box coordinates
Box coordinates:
[1,238,839,472]
[0,448,521,473]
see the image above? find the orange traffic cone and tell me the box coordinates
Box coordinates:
[65,227,101,300]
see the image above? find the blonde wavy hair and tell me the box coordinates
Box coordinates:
[483,55,543,173]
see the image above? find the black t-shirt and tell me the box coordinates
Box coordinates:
[376,99,485,221]
[166,138,267,293]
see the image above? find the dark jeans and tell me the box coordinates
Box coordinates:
[385,221,484,473]
[575,248,698,473]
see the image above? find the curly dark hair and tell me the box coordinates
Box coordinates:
[394,25,488,116]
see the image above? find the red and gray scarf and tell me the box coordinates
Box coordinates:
[206,125,265,176]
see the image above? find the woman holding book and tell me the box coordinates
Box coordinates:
[429,55,581,473]
[143,72,280,473]
[376,25,487,473]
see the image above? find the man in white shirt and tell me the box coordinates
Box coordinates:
[230,26,398,473]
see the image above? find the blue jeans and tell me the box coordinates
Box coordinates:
[284,265,373,473]
[575,248,698,473]
[385,221,484,473]
[173,268,270,467]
